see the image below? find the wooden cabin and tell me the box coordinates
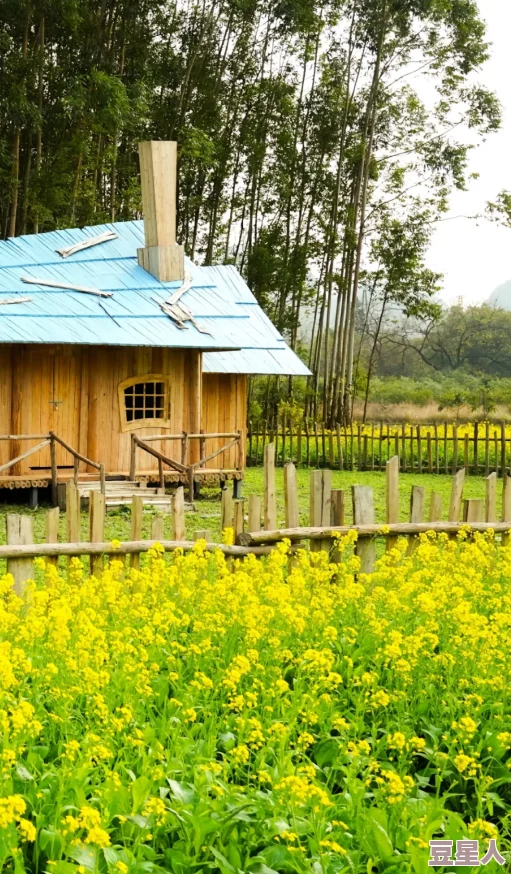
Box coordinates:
[0,141,309,502]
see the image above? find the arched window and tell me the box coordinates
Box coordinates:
[118,375,171,431]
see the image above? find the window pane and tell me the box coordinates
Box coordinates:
[124,380,168,424]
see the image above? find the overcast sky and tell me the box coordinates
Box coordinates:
[427,0,511,304]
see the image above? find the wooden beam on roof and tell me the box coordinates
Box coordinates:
[137,141,184,282]
[0,297,32,306]
[20,277,113,298]
[56,230,118,258]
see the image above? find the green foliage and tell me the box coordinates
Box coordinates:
[0,0,501,428]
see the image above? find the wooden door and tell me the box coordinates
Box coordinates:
[12,346,82,474]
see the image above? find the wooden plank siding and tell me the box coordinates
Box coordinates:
[0,343,224,477]
[202,374,247,470]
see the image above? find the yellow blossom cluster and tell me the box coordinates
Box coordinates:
[0,533,509,871]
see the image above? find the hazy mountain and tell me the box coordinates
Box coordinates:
[487,280,511,310]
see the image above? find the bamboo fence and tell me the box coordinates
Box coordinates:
[247,420,511,476]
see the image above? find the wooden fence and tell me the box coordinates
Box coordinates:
[237,444,511,573]
[6,447,511,592]
[247,420,511,475]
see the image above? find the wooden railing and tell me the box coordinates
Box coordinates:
[0,433,105,504]
[129,431,243,497]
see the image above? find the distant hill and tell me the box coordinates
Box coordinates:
[487,280,511,310]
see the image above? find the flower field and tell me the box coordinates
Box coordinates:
[1,532,510,873]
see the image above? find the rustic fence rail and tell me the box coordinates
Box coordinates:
[5,447,511,592]
[247,420,511,476]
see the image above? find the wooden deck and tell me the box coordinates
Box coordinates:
[0,468,243,490]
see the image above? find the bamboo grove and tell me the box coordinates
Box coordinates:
[0,0,501,423]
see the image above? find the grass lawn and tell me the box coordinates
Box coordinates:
[0,467,502,550]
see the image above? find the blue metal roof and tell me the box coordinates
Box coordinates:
[0,220,311,374]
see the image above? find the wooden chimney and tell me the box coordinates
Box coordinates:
[137,141,185,282]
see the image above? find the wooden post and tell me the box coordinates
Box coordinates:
[50,434,58,507]
[330,490,345,525]
[484,422,490,477]
[181,432,188,466]
[452,424,458,473]
[464,433,469,474]
[502,474,511,545]
[45,506,60,567]
[473,421,479,475]
[386,455,399,550]
[130,435,137,481]
[352,485,375,574]
[448,469,465,522]
[501,421,507,477]
[66,481,80,570]
[130,495,144,570]
[417,426,422,474]
[330,489,345,564]
[464,499,484,523]
[410,486,425,522]
[434,422,439,474]
[158,456,164,491]
[221,484,233,533]
[427,433,432,474]
[336,423,343,470]
[233,500,245,544]
[194,529,212,542]
[151,515,164,541]
[247,494,262,532]
[284,462,299,529]
[310,470,332,553]
[264,443,277,530]
[329,430,335,468]
[6,515,34,594]
[297,423,302,466]
[485,472,497,523]
[89,490,106,577]
[99,463,106,496]
[171,487,185,541]
[408,486,425,554]
[73,455,79,485]
[429,492,443,522]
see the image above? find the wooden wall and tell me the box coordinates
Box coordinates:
[202,373,247,469]
[1,344,203,476]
